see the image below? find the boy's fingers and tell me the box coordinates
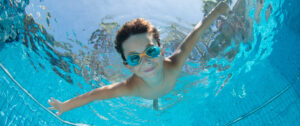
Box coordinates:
[48,107,55,110]
[56,112,62,116]
[51,97,58,102]
[52,98,60,103]
[51,98,59,103]
[48,100,54,106]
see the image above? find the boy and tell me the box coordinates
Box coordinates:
[49,1,229,115]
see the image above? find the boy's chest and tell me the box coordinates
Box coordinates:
[138,70,179,99]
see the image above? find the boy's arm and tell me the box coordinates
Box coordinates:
[49,79,136,115]
[169,2,229,68]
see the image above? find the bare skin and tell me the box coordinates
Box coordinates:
[49,2,229,115]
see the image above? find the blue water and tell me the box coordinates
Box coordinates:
[1,0,300,125]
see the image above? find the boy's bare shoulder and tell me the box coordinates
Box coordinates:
[122,74,144,95]
[164,57,182,71]
[163,57,183,76]
[123,75,139,88]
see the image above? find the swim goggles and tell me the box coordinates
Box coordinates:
[125,45,161,66]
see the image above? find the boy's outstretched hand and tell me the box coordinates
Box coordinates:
[48,97,65,116]
[215,1,230,15]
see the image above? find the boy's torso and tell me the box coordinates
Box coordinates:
[134,58,181,99]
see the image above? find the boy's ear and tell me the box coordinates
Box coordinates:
[125,64,134,73]
[123,62,131,69]
[125,64,130,69]
[162,47,165,56]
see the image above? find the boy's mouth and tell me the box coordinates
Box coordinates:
[144,66,155,72]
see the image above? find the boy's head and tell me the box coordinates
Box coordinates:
[115,18,160,62]
[114,18,164,78]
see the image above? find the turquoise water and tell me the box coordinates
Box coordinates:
[1,0,300,125]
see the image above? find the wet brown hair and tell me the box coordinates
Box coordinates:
[114,18,160,61]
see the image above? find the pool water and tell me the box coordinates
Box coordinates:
[1,0,300,125]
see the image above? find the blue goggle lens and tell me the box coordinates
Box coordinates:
[146,46,160,58]
[127,55,140,66]
[126,46,161,66]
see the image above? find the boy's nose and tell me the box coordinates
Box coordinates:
[141,56,153,65]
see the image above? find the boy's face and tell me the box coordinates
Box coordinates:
[122,33,164,79]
